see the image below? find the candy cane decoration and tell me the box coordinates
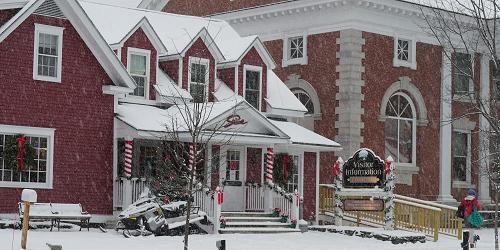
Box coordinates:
[124,140,132,177]
[266,147,274,183]
[189,142,195,177]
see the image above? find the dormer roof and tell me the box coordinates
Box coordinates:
[217,36,277,69]
[111,17,167,54]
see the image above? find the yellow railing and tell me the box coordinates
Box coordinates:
[319,185,462,242]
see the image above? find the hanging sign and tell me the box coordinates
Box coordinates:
[343,148,385,188]
[229,161,238,170]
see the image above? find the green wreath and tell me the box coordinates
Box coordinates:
[273,153,295,191]
[2,134,36,173]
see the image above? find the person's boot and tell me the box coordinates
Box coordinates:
[462,231,470,250]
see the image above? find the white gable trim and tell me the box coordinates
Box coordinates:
[0,0,28,10]
[112,17,167,55]
[175,28,225,63]
[217,37,277,70]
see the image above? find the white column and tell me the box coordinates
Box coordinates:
[479,55,492,203]
[438,51,457,203]
[315,151,320,225]
[214,187,222,234]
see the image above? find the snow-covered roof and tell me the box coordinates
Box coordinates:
[265,71,308,114]
[270,120,341,150]
[79,1,241,57]
[81,0,142,8]
[154,68,192,102]
[216,36,257,63]
[213,78,243,102]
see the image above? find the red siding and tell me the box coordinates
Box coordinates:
[160,60,180,85]
[182,38,216,101]
[0,9,19,27]
[218,67,235,92]
[239,47,268,112]
[0,14,115,214]
[303,152,317,222]
[246,148,262,182]
[120,27,158,100]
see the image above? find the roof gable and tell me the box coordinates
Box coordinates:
[113,17,167,54]
[217,36,276,69]
[0,0,136,90]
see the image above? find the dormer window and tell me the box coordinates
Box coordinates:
[243,65,262,110]
[33,24,64,83]
[127,48,150,98]
[189,57,209,103]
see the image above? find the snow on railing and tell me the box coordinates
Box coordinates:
[246,185,264,211]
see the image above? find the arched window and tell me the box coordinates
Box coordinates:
[384,93,416,164]
[293,90,314,115]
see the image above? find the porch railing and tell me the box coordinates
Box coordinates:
[193,189,215,222]
[319,184,462,242]
[245,185,264,211]
[113,177,147,210]
[272,191,293,217]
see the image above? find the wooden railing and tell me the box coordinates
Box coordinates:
[245,185,265,211]
[113,177,147,210]
[319,185,462,242]
[193,189,215,221]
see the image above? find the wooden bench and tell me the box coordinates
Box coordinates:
[18,202,91,231]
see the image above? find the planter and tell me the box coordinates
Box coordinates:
[290,223,297,228]
[281,217,288,223]
[272,211,279,217]
[220,223,226,229]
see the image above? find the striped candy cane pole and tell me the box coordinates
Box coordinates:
[266,147,274,184]
[124,140,132,177]
[189,142,195,177]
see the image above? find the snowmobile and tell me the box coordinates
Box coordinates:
[115,189,205,237]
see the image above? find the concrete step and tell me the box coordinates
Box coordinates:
[219,227,299,234]
[225,217,282,223]
[226,222,291,228]
[221,212,272,218]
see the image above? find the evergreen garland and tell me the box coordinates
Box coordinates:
[272,153,295,191]
[148,155,188,202]
[2,134,35,173]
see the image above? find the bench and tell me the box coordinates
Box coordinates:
[18,202,92,231]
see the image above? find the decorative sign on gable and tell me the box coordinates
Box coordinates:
[343,149,385,188]
[223,114,248,128]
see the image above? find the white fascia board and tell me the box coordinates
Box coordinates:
[0,0,43,44]
[116,17,167,55]
[159,53,182,61]
[137,130,290,144]
[276,143,342,152]
[180,28,225,63]
[0,0,28,10]
[102,85,134,95]
[55,0,137,90]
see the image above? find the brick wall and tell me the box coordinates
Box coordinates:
[0,9,19,27]
[218,67,235,92]
[239,47,267,112]
[163,0,282,17]
[0,14,115,214]
[160,60,179,85]
[303,152,317,222]
[120,27,158,100]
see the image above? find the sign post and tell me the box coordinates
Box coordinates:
[21,189,37,249]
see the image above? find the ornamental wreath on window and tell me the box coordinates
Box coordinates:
[2,134,36,173]
[272,153,295,189]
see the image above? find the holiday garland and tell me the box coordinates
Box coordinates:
[272,153,295,191]
[2,134,35,173]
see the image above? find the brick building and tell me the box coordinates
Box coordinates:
[155,0,496,204]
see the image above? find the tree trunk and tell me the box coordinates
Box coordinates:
[495,190,499,250]
[183,174,194,250]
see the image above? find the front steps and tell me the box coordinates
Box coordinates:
[219,212,299,234]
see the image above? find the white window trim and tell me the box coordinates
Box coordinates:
[188,56,210,102]
[385,92,417,167]
[0,124,55,189]
[452,129,472,186]
[452,51,475,102]
[127,47,151,99]
[33,23,64,83]
[393,33,417,70]
[243,65,263,111]
[282,31,308,67]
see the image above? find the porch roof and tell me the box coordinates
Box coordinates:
[270,120,342,152]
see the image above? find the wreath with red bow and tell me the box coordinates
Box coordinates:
[2,134,36,173]
[273,153,295,191]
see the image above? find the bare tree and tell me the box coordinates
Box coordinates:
[416,0,500,248]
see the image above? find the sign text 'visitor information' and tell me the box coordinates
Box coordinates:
[343,149,385,188]
[344,199,384,211]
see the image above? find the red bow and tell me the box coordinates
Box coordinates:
[16,136,27,171]
[283,155,290,180]
[333,160,341,176]
[294,192,299,207]
[217,189,224,205]
[384,160,391,175]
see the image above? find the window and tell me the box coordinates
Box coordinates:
[282,31,308,67]
[244,65,262,110]
[393,35,417,70]
[453,131,470,182]
[0,125,54,188]
[189,57,209,103]
[293,90,314,115]
[33,24,64,83]
[127,48,150,98]
[139,146,157,178]
[286,155,299,193]
[225,150,241,181]
[384,93,416,164]
[454,52,472,95]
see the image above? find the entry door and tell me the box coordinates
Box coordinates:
[222,149,245,212]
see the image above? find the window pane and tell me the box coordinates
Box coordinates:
[294,92,314,114]
[453,156,467,181]
[455,75,469,93]
[132,76,145,97]
[246,90,259,109]
[191,84,205,103]
[385,118,398,161]
[246,71,260,90]
[130,54,147,75]
[399,120,413,163]
[191,63,206,83]
[397,39,409,61]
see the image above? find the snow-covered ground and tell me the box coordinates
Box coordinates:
[0,221,494,250]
